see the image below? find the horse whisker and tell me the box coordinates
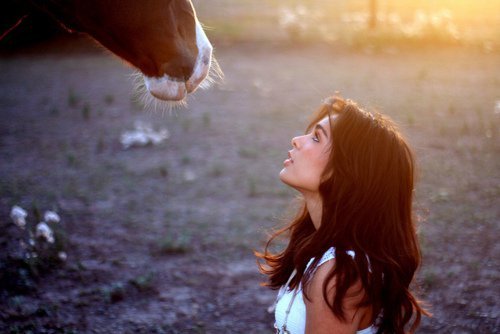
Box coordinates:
[131,70,186,113]
[130,52,223,113]
[200,56,224,90]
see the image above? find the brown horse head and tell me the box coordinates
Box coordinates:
[4,0,216,101]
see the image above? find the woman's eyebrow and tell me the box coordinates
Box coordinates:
[315,124,328,138]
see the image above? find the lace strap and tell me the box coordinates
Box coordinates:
[307,247,357,271]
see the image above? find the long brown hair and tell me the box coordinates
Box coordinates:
[256,96,429,333]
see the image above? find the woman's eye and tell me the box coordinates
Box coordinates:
[312,132,320,142]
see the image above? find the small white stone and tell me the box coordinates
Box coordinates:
[183,170,197,182]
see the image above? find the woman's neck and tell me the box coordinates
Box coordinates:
[303,192,322,230]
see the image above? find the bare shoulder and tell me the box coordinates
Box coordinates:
[304,259,372,334]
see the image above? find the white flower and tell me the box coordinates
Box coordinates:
[120,131,149,148]
[10,205,27,228]
[26,252,38,259]
[36,222,55,243]
[120,121,170,149]
[58,251,67,261]
[44,210,60,224]
[149,129,170,146]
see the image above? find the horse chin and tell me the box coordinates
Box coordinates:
[144,75,187,101]
[131,71,187,112]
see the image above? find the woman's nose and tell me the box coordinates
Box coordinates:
[291,136,300,149]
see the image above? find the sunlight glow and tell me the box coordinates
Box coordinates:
[271,0,500,48]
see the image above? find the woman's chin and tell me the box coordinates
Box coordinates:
[279,169,293,187]
[279,168,287,180]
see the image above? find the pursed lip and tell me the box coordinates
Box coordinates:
[283,151,294,166]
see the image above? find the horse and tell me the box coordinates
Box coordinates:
[1,0,220,102]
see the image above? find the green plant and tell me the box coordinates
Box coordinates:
[68,89,80,107]
[181,117,192,131]
[3,206,68,295]
[104,94,114,105]
[96,136,105,153]
[158,234,191,255]
[102,282,125,303]
[66,152,78,167]
[159,166,169,178]
[130,95,145,111]
[238,147,258,159]
[448,103,456,115]
[181,155,191,165]
[421,269,439,290]
[209,163,224,178]
[129,272,156,292]
[247,177,258,197]
[81,103,91,121]
[460,121,470,135]
[406,112,415,127]
[202,112,211,127]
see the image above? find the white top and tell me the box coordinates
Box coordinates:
[274,247,378,334]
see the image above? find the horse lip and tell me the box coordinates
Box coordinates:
[144,75,187,101]
[186,44,212,91]
[149,88,186,101]
[185,66,208,93]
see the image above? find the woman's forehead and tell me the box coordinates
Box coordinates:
[318,115,337,134]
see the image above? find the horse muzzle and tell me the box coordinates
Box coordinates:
[144,20,213,101]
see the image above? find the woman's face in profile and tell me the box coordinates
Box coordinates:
[279,115,334,194]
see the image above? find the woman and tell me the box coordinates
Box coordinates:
[256,96,429,333]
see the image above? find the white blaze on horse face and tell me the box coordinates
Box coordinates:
[186,20,213,93]
[144,19,213,101]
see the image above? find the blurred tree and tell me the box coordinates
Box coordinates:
[369,0,377,29]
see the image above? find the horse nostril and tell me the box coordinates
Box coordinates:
[161,59,194,81]
[181,65,192,81]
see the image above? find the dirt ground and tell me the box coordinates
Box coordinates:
[0,38,499,333]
